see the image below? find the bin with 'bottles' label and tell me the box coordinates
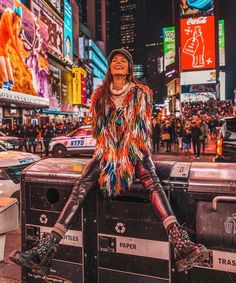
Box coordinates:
[20,158,97,283]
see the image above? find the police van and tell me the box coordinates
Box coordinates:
[50,125,96,157]
[0,151,40,202]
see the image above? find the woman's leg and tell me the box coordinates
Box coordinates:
[4,57,14,90]
[10,155,101,275]
[0,56,9,88]
[135,156,209,272]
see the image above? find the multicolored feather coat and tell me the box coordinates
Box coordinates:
[90,84,153,196]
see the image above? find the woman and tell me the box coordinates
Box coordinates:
[0,0,26,90]
[10,49,209,275]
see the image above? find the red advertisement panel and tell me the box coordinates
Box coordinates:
[180,16,215,71]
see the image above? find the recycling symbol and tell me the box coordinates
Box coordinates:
[39,214,48,224]
[115,222,126,234]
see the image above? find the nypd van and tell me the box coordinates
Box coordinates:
[49,125,96,157]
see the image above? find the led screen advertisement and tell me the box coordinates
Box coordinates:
[181,92,216,102]
[32,0,63,58]
[218,19,225,67]
[180,16,216,71]
[0,0,49,104]
[163,26,176,70]
[180,0,214,16]
[64,0,73,63]
[48,0,61,14]
[49,65,61,110]
[180,70,216,85]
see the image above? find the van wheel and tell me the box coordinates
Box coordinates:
[52,145,67,158]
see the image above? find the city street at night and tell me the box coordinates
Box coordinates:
[0,0,236,283]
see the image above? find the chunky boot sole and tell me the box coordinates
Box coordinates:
[176,244,210,272]
[9,251,50,276]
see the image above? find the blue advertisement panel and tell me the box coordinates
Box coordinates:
[64,0,73,62]
[180,0,214,16]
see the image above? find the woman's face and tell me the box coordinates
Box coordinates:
[110,54,129,77]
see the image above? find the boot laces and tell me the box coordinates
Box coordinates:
[169,223,195,254]
[30,233,59,264]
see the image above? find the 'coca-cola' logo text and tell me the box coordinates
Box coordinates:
[187,17,207,25]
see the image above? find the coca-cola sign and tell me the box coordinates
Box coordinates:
[187,17,207,25]
[181,15,216,71]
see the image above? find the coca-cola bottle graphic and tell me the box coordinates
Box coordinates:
[192,26,205,68]
[183,25,205,68]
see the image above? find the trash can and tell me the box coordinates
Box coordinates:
[0,197,18,261]
[97,161,176,283]
[170,162,236,283]
[20,158,97,283]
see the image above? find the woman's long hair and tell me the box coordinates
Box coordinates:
[95,62,138,121]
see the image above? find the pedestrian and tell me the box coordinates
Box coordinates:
[27,124,38,154]
[10,49,209,275]
[199,118,208,154]
[152,118,161,153]
[162,121,172,152]
[182,125,191,153]
[190,121,202,159]
[43,124,55,156]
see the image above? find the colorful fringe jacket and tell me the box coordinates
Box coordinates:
[90,84,153,196]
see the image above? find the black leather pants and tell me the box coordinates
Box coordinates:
[53,155,174,236]
[135,156,174,220]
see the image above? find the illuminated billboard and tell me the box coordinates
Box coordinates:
[48,0,61,14]
[180,0,214,16]
[180,70,216,85]
[218,20,225,67]
[163,26,176,70]
[180,16,216,71]
[64,0,73,62]
[0,0,49,104]
[32,0,63,58]
[72,67,87,104]
[181,92,216,102]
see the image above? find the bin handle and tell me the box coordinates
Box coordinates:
[212,196,236,211]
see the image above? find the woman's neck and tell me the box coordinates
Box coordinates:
[112,76,127,91]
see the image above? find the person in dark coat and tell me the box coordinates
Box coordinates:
[27,124,38,154]
[152,118,161,153]
[190,121,202,159]
[43,124,55,156]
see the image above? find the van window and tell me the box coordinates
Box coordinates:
[227,120,236,132]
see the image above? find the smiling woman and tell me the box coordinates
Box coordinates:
[10,48,209,276]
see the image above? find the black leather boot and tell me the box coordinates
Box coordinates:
[168,223,209,272]
[9,232,61,276]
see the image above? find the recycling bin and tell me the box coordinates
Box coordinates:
[97,161,176,283]
[170,162,236,283]
[20,158,97,283]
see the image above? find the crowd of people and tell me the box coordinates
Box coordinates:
[151,99,235,159]
[0,100,234,159]
[0,120,82,155]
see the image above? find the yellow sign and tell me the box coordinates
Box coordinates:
[72,67,87,104]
